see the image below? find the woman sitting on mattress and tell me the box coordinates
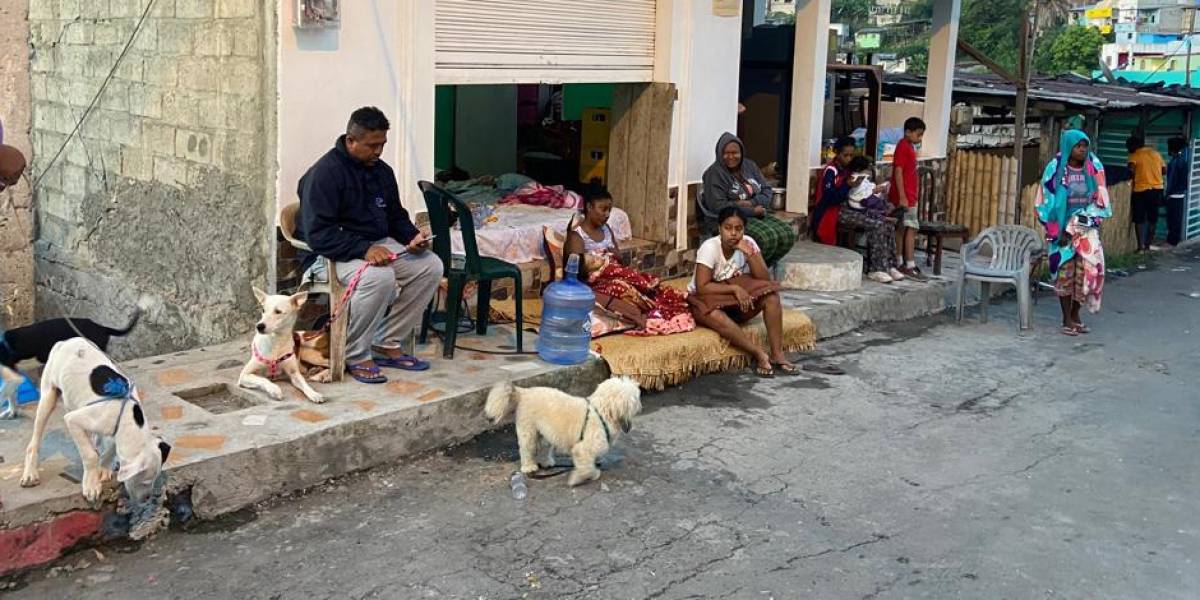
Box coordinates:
[687,206,798,378]
[562,189,695,337]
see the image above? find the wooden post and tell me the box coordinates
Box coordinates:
[989,154,1001,230]
[998,156,1010,225]
[1011,8,1032,224]
[1009,156,1020,224]
[948,149,960,223]
[609,83,676,243]
[1038,116,1056,166]
[965,152,975,233]
[969,152,982,234]
[1187,8,1196,89]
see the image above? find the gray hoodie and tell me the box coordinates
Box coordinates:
[700,132,773,219]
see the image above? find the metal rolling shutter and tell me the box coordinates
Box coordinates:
[435,0,657,85]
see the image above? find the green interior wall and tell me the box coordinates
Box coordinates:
[1096,112,1187,168]
[1098,110,1191,241]
[435,86,456,171]
[563,83,614,120]
[436,84,612,170]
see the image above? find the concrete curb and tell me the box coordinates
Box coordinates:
[0,356,607,577]
[174,360,608,520]
[803,280,953,340]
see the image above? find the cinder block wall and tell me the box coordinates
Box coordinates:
[27,0,276,357]
[0,0,34,328]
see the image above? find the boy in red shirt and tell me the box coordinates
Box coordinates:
[889,117,925,278]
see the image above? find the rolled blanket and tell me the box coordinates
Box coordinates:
[686,275,781,316]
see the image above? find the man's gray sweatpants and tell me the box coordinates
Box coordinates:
[315,238,443,365]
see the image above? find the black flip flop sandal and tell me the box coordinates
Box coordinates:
[750,366,775,379]
[772,362,801,376]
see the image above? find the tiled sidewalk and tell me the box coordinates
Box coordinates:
[1,325,606,533]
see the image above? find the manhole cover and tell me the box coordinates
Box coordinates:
[173,384,260,414]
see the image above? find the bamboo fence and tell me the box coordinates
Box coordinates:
[1018,181,1138,258]
[948,149,1137,257]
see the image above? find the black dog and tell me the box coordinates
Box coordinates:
[1,300,147,369]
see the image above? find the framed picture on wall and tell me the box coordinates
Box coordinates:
[295,0,339,29]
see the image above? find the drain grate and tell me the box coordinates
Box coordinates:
[173,384,260,414]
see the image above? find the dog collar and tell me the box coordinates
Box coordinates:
[252,337,295,379]
[86,394,136,437]
[578,403,612,445]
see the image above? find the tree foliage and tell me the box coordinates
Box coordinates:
[957,0,1025,74]
[1034,25,1105,76]
[832,0,874,28]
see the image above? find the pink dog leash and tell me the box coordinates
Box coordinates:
[305,250,405,339]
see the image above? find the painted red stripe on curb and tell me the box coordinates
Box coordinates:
[0,511,104,575]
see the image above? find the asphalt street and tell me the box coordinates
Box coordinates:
[8,248,1200,599]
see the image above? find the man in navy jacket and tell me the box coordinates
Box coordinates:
[299,107,443,383]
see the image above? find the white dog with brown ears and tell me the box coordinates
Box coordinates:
[485,377,642,487]
[239,287,326,404]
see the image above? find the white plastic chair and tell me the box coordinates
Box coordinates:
[955,225,1043,331]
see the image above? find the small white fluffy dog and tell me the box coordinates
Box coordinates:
[20,338,170,503]
[239,287,325,404]
[485,377,642,486]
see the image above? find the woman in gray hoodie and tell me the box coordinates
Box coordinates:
[701,133,797,266]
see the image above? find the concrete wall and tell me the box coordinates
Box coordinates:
[277,0,402,211]
[881,100,925,131]
[28,0,277,358]
[664,0,743,247]
[277,1,742,248]
[0,0,35,328]
[666,0,742,187]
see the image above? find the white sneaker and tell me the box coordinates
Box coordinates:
[867,271,893,284]
[888,267,906,281]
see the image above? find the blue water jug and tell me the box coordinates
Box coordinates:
[538,255,595,365]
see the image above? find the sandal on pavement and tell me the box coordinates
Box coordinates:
[1059,326,1079,337]
[373,354,431,371]
[1073,323,1090,334]
[772,362,801,376]
[750,365,775,379]
[347,363,388,384]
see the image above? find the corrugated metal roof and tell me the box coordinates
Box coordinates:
[884,70,1200,111]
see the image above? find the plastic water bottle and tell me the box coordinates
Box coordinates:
[537,254,595,365]
[509,471,528,500]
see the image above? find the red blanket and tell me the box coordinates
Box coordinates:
[588,258,694,337]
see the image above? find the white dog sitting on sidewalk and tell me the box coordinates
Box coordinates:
[20,338,171,503]
[485,377,641,487]
[239,288,326,404]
